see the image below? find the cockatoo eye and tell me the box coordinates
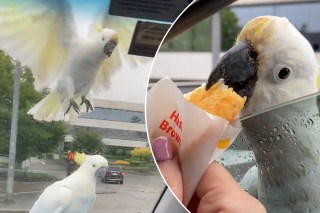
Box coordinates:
[92,164,96,167]
[102,37,105,41]
[278,68,290,79]
[274,64,293,82]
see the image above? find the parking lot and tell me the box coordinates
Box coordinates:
[0,158,165,213]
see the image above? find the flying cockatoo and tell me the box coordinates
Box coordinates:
[206,16,320,212]
[0,0,145,121]
[30,153,108,213]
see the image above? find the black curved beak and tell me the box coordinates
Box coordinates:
[206,40,258,99]
[104,41,118,57]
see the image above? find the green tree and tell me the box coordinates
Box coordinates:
[160,8,241,52]
[131,147,152,163]
[73,130,104,154]
[0,50,66,162]
[221,8,241,51]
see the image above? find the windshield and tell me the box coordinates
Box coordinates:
[0,0,183,212]
[108,167,122,171]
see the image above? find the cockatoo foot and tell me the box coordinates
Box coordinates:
[80,96,93,112]
[65,99,80,115]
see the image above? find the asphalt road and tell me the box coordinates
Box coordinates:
[0,158,166,213]
[93,173,165,213]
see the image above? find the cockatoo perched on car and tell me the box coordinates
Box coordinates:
[206,16,320,212]
[0,0,145,121]
[30,153,108,213]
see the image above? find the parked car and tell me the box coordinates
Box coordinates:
[102,166,124,184]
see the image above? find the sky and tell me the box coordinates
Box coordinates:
[68,0,104,37]
[68,0,154,104]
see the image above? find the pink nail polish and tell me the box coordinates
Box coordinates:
[152,136,173,161]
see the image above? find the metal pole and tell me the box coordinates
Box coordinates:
[212,12,221,67]
[5,60,21,203]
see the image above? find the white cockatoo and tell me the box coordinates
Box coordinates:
[30,153,108,213]
[206,16,320,212]
[0,0,145,121]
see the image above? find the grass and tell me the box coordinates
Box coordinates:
[0,162,8,168]
[121,163,159,174]
[0,171,58,182]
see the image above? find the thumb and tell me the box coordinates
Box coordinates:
[152,136,183,202]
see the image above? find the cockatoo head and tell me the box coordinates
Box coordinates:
[79,154,109,178]
[98,28,119,58]
[206,16,319,116]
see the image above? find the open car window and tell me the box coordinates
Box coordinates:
[150,0,320,212]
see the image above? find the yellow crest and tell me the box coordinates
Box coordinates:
[237,16,274,47]
[96,26,103,33]
[74,152,87,165]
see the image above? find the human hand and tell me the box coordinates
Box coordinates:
[151,136,266,213]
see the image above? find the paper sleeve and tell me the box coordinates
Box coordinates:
[147,77,241,205]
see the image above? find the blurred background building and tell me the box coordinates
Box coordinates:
[150,0,320,89]
[64,99,148,155]
[232,0,320,52]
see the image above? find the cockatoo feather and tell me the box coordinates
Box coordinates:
[0,0,149,121]
[214,16,320,212]
[30,155,108,213]
[0,0,77,90]
[88,5,150,93]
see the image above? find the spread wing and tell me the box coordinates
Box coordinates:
[88,3,150,93]
[0,0,78,90]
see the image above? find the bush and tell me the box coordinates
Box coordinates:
[128,160,140,166]
[112,160,130,165]
[0,162,8,168]
[131,147,152,162]
[73,130,104,154]
[104,155,119,160]
[0,171,58,182]
[37,153,45,159]
[62,155,67,161]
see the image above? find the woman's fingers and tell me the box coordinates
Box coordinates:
[152,136,183,202]
[196,162,266,213]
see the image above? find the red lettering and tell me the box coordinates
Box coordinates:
[158,118,182,147]
[175,133,181,146]
[159,119,169,130]
[170,110,182,130]
[170,129,176,137]
[170,110,179,122]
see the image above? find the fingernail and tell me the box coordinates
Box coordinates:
[152,136,173,162]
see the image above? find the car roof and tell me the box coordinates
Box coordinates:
[108,166,122,169]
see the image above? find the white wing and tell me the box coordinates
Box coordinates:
[30,184,72,213]
[0,0,78,90]
[88,4,149,93]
